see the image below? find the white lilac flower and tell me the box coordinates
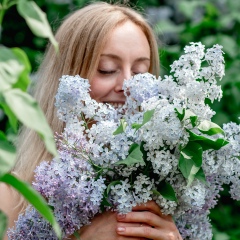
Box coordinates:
[154,195,178,215]
[170,42,205,85]
[140,100,184,150]
[55,75,91,122]
[86,120,132,167]
[133,174,153,204]
[158,76,181,102]
[175,210,213,240]
[181,180,206,209]
[147,149,178,178]
[110,179,135,214]
[123,72,159,104]
[204,44,225,80]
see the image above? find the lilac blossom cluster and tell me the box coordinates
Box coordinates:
[8,43,240,240]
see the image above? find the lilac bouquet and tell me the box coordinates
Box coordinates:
[8,42,240,240]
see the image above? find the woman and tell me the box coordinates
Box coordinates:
[0,2,182,239]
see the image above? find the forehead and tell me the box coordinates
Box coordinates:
[101,21,150,58]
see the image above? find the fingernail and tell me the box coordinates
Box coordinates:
[117,213,126,220]
[117,227,125,232]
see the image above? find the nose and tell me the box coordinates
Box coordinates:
[114,69,132,93]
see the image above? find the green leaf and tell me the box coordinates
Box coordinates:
[132,109,155,131]
[3,89,57,156]
[175,108,185,121]
[181,142,203,167]
[197,120,224,136]
[0,102,18,133]
[190,116,198,127]
[178,153,200,186]
[17,0,58,52]
[178,1,206,19]
[232,11,240,23]
[183,109,196,121]
[11,48,31,91]
[175,108,197,123]
[0,210,7,240]
[0,46,25,92]
[95,168,103,180]
[165,45,181,54]
[128,143,139,154]
[140,141,147,161]
[0,140,16,176]
[205,2,219,17]
[0,131,7,140]
[218,34,238,58]
[152,189,161,196]
[113,119,127,135]
[0,173,62,238]
[195,167,207,184]
[202,35,218,47]
[91,163,102,172]
[100,194,112,210]
[102,197,112,207]
[218,14,233,29]
[115,144,145,166]
[186,129,229,150]
[157,181,177,202]
[106,181,122,195]
[154,19,184,35]
[73,231,81,240]
[141,109,155,124]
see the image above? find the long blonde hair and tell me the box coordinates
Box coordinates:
[13,1,160,192]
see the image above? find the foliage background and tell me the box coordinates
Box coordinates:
[1,0,240,239]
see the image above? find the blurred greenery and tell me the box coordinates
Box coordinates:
[1,0,240,239]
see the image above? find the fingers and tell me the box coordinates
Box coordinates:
[132,201,162,217]
[132,201,173,223]
[116,201,183,240]
[132,200,160,212]
[79,211,147,240]
[116,225,181,240]
[117,211,166,228]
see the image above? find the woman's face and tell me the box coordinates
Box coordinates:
[90,21,151,107]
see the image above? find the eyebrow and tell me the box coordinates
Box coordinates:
[100,54,150,62]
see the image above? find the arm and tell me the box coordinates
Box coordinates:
[0,183,21,240]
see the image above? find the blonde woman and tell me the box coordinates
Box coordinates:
[0,2,182,239]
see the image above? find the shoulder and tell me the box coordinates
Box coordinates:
[0,183,21,238]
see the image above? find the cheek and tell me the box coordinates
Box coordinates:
[90,78,113,100]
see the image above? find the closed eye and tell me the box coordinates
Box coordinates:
[98,70,116,75]
[133,72,144,75]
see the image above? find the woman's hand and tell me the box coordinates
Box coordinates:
[74,201,182,240]
[77,210,146,240]
[116,201,183,240]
